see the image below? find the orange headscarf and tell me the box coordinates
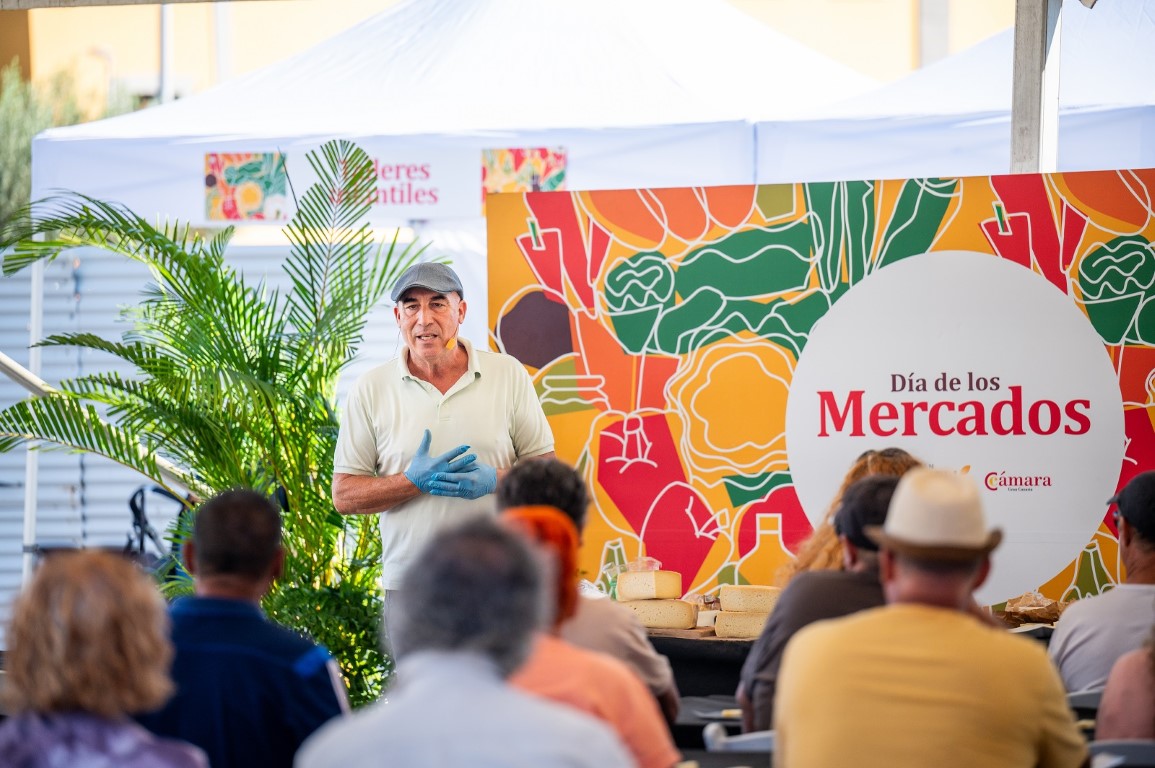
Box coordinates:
[502,505,580,627]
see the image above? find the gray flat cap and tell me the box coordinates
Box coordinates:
[390,262,464,302]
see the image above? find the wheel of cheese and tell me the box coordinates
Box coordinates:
[616,570,682,601]
[715,610,770,639]
[617,599,697,629]
[718,584,781,614]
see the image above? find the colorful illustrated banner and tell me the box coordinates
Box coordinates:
[487,172,1155,605]
[205,152,289,222]
[481,147,567,215]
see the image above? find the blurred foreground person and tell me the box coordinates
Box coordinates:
[1049,470,1155,692]
[775,447,920,586]
[137,489,347,768]
[0,550,207,768]
[496,457,680,723]
[1096,625,1155,739]
[775,468,1087,768]
[737,475,897,732]
[503,504,680,768]
[296,516,633,768]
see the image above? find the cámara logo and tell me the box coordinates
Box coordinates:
[984,471,1052,492]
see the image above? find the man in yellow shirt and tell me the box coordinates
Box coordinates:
[774,467,1088,768]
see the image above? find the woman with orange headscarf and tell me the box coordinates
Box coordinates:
[503,505,680,768]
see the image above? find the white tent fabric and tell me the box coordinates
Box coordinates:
[756,0,1155,183]
[35,0,876,136]
[31,0,876,344]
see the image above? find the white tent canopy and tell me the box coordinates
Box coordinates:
[756,0,1155,183]
[32,0,876,343]
[36,0,875,135]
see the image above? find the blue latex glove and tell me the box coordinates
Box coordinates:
[404,429,476,493]
[427,462,498,500]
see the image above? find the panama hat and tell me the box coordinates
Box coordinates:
[865,467,1002,561]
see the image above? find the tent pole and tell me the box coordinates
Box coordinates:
[918,0,949,68]
[21,260,44,584]
[1010,0,1062,173]
[159,3,175,103]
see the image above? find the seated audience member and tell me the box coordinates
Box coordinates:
[0,550,208,768]
[1096,625,1155,739]
[496,457,680,722]
[774,468,1087,768]
[1049,470,1155,692]
[775,447,920,586]
[737,475,897,732]
[296,517,633,768]
[504,505,681,768]
[137,489,347,768]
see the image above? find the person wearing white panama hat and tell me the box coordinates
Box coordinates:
[774,467,1087,768]
[862,465,1002,563]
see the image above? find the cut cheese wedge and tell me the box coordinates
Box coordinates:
[617,570,682,601]
[718,584,781,614]
[618,599,697,630]
[715,610,770,639]
[696,609,720,628]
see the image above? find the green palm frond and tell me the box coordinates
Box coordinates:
[36,333,179,375]
[205,226,235,262]
[0,394,191,493]
[61,370,167,410]
[0,194,217,276]
[280,140,423,375]
[282,141,376,329]
[59,373,247,480]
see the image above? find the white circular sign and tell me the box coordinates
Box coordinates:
[786,251,1124,604]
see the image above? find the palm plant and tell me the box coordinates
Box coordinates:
[0,139,424,706]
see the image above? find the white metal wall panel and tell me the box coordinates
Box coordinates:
[0,249,166,647]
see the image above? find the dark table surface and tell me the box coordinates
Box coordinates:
[648,632,754,698]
